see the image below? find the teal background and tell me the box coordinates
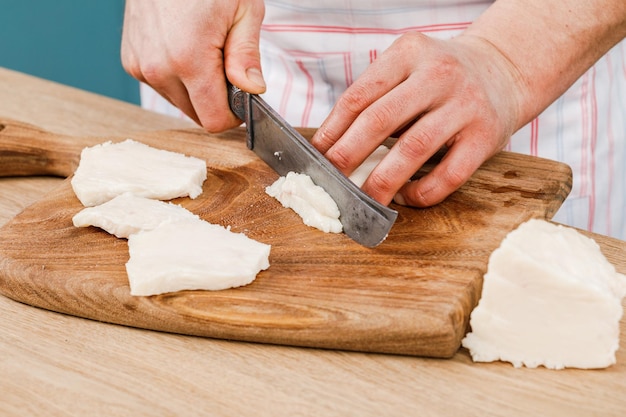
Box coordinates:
[0,1,140,104]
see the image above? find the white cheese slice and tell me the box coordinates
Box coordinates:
[266,172,343,233]
[126,218,271,296]
[71,139,207,207]
[72,193,199,238]
[348,145,390,187]
[462,219,626,369]
[264,146,391,234]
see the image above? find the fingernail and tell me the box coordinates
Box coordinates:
[393,193,406,206]
[246,68,266,90]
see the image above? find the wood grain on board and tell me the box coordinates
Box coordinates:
[0,118,572,357]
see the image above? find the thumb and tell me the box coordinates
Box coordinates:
[224,3,266,94]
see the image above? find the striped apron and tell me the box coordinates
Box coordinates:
[141,0,626,239]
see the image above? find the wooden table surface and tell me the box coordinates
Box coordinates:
[1,67,625,417]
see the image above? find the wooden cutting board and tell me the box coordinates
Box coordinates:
[0,118,572,358]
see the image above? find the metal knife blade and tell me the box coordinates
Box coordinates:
[228,83,397,247]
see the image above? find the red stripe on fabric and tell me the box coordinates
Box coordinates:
[605,54,615,234]
[285,50,346,57]
[343,52,353,86]
[261,22,471,35]
[280,49,356,90]
[587,67,598,232]
[279,55,294,118]
[295,59,314,127]
[580,73,589,198]
[369,49,377,64]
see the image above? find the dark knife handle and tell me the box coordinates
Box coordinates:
[227,82,248,121]
[226,81,254,149]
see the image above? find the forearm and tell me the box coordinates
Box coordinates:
[458,0,626,130]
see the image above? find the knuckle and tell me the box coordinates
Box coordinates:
[137,63,163,85]
[366,101,397,133]
[336,84,375,116]
[310,127,339,153]
[121,55,147,82]
[440,164,468,190]
[408,187,430,207]
[397,131,433,161]
[366,169,396,196]
[404,179,444,207]
[168,49,196,76]
[201,115,241,133]
[395,31,428,50]
[120,51,136,74]
[131,58,175,89]
[326,146,353,172]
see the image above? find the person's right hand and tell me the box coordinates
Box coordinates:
[121,0,266,132]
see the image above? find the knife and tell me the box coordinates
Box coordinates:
[227,83,398,247]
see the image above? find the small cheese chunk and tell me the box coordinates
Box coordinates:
[71,139,207,207]
[462,219,626,369]
[264,146,390,233]
[348,145,390,187]
[266,172,343,233]
[72,193,199,238]
[126,218,271,296]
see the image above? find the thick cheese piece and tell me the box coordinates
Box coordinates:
[348,145,390,187]
[126,218,271,296]
[462,219,626,369]
[265,146,391,234]
[266,172,343,233]
[72,193,199,238]
[71,139,207,207]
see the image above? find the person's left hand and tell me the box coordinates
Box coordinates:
[310,31,523,208]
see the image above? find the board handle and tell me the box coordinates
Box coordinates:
[0,118,320,178]
[0,118,84,178]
